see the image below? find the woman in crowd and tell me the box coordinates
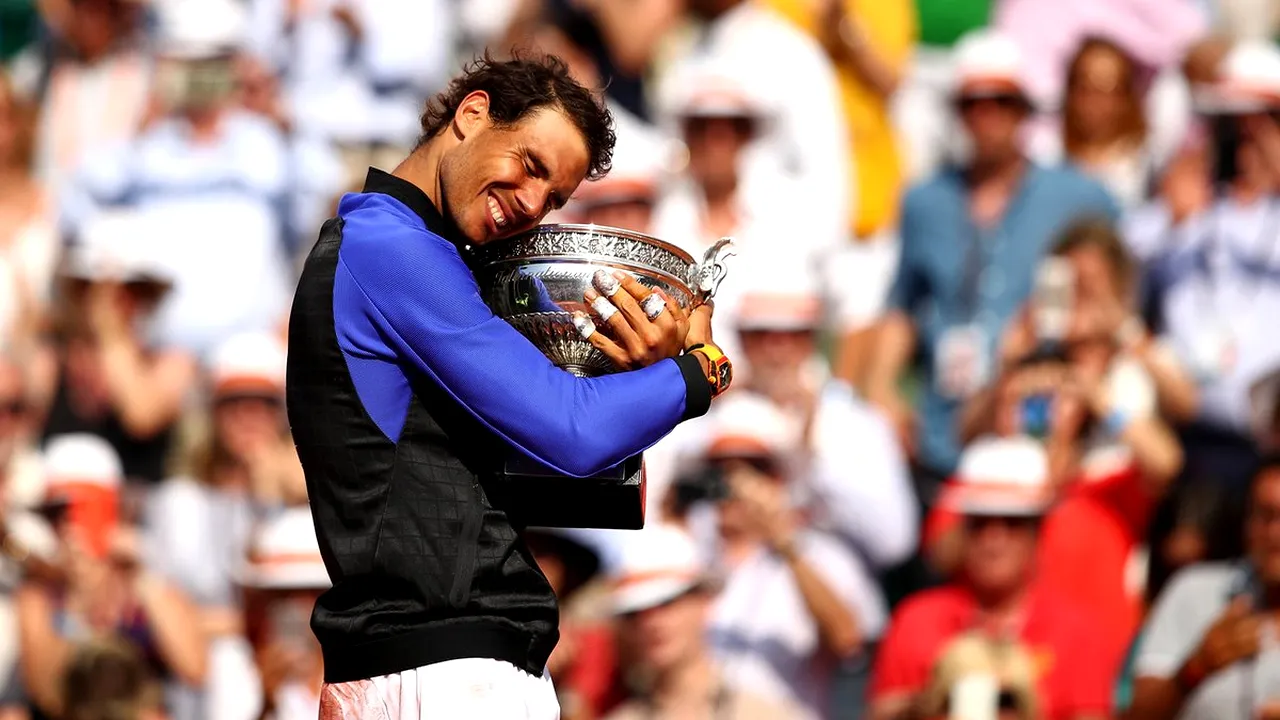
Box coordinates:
[0,71,56,356]
[31,212,196,486]
[145,332,302,717]
[1038,37,1176,209]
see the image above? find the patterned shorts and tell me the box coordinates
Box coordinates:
[319,658,559,720]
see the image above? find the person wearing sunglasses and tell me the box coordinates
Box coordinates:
[870,436,1111,720]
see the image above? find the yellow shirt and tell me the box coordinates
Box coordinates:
[764,0,916,237]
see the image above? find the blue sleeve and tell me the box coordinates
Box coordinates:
[336,205,710,478]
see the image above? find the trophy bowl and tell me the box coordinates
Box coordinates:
[474,224,733,377]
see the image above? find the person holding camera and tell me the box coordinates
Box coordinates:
[678,393,881,719]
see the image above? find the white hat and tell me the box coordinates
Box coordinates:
[940,436,1053,517]
[610,524,708,615]
[1198,40,1280,113]
[208,332,287,398]
[700,392,797,461]
[236,507,331,590]
[951,30,1030,103]
[733,255,824,333]
[669,59,771,121]
[155,0,248,59]
[42,434,124,490]
[63,211,174,286]
[573,108,671,209]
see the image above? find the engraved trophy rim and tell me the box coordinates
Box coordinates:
[485,223,697,266]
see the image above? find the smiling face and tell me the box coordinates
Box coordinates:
[439,92,591,245]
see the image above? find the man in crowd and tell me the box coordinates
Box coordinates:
[865,29,1117,504]
[1129,457,1280,720]
[287,54,732,718]
[869,436,1111,720]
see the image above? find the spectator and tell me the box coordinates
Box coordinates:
[0,352,45,511]
[1034,37,1180,209]
[244,0,457,188]
[652,62,840,367]
[15,434,206,719]
[34,212,194,486]
[60,638,167,720]
[1128,457,1280,719]
[145,332,298,720]
[869,436,1112,720]
[1128,41,1280,506]
[12,0,152,195]
[604,524,799,719]
[0,70,56,354]
[682,394,881,719]
[865,29,1117,505]
[524,528,623,720]
[60,0,293,361]
[224,506,328,720]
[652,0,852,248]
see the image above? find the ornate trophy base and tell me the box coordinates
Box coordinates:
[487,454,646,530]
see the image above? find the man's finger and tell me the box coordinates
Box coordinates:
[586,289,645,358]
[573,311,632,369]
[594,270,654,336]
[657,290,688,339]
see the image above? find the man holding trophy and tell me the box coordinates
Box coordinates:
[285,53,734,719]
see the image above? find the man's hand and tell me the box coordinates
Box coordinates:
[726,462,796,553]
[1184,597,1263,687]
[575,270,691,369]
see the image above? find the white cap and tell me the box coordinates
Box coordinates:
[42,434,124,490]
[208,332,287,398]
[951,30,1030,102]
[155,0,248,59]
[700,392,797,461]
[734,255,824,333]
[1199,40,1280,113]
[63,210,174,285]
[236,507,331,590]
[573,108,670,209]
[610,524,708,615]
[668,59,771,121]
[940,436,1053,517]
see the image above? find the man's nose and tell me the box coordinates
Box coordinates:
[514,184,552,220]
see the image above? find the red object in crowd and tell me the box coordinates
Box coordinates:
[560,623,627,718]
[922,449,1154,691]
[869,584,1112,720]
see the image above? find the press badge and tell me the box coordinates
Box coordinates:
[935,324,992,399]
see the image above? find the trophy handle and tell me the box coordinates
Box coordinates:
[691,237,736,304]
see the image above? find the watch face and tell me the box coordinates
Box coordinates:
[717,359,733,389]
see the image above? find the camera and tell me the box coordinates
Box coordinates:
[671,464,730,509]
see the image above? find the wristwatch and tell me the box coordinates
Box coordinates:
[687,343,733,398]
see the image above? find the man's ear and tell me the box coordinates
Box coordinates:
[453,90,491,140]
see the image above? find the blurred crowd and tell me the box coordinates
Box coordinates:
[2,0,1280,718]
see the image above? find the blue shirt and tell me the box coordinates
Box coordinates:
[330,177,709,478]
[890,163,1118,473]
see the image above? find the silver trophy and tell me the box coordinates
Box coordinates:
[473,224,734,530]
[474,224,735,377]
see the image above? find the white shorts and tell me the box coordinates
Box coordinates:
[319,658,560,720]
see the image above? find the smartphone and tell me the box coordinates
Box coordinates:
[1031,257,1075,345]
[1020,394,1054,440]
[949,673,1000,720]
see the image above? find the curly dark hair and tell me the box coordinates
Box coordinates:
[419,51,615,180]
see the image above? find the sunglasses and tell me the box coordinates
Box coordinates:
[964,515,1040,532]
[956,95,1027,113]
[0,398,26,418]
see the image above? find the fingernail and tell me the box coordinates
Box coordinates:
[591,295,618,322]
[584,288,599,302]
[572,311,596,339]
[593,269,621,297]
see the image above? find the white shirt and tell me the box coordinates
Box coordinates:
[700,529,885,720]
[653,2,852,244]
[246,0,456,146]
